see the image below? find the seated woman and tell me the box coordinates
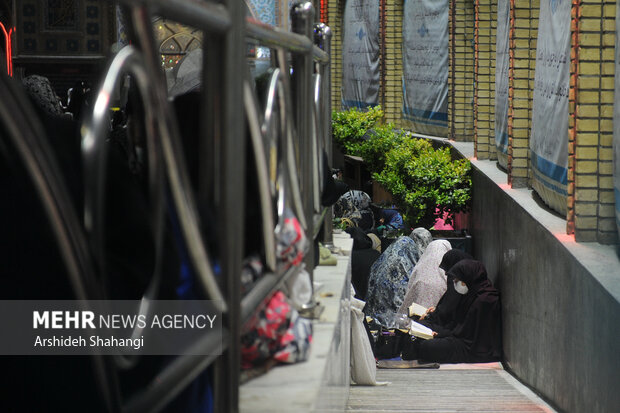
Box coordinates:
[345,227,381,300]
[409,227,434,260]
[421,249,473,328]
[397,240,452,312]
[378,208,405,230]
[334,190,375,231]
[363,229,432,327]
[402,259,502,363]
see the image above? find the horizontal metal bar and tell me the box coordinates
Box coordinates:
[122,0,230,33]
[312,45,329,64]
[245,18,328,64]
[240,265,302,327]
[246,17,312,54]
[123,329,227,413]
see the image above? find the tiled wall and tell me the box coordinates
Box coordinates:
[449,0,476,142]
[474,0,497,159]
[383,0,403,125]
[570,0,617,242]
[14,0,110,57]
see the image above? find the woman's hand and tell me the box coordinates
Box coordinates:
[419,306,435,320]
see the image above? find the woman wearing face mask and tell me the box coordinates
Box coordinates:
[402,259,502,363]
[418,249,473,328]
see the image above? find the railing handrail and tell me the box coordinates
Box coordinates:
[127,0,231,33]
[1,1,332,411]
[126,0,329,64]
[246,17,329,64]
[0,74,118,412]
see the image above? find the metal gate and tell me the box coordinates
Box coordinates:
[0,0,332,411]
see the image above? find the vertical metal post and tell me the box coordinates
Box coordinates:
[200,36,221,215]
[314,23,334,245]
[214,0,245,411]
[291,1,315,270]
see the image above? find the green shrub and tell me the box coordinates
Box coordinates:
[331,106,472,229]
[358,126,408,173]
[374,142,471,228]
[332,106,384,156]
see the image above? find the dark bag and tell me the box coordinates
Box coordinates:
[373,329,408,360]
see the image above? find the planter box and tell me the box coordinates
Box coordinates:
[452,211,470,230]
[432,210,471,232]
[430,229,473,256]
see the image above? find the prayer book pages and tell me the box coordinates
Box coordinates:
[409,320,434,340]
[408,302,428,318]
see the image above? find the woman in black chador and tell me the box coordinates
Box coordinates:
[403,259,502,363]
[421,249,473,328]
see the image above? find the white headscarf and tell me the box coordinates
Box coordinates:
[398,239,452,313]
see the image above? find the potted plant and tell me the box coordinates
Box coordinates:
[331,106,472,232]
[373,139,471,229]
[332,105,384,156]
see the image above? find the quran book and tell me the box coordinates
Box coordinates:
[408,302,428,318]
[409,320,434,340]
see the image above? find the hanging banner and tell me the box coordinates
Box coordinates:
[341,0,380,109]
[402,0,448,136]
[614,0,620,237]
[494,0,510,169]
[529,0,570,215]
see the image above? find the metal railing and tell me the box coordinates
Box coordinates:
[0,0,332,411]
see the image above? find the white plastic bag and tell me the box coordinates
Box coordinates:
[350,297,388,386]
[284,266,312,311]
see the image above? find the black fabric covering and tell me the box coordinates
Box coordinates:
[321,151,349,206]
[0,87,210,411]
[351,249,381,300]
[0,96,140,411]
[345,226,373,250]
[362,316,376,355]
[171,92,219,257]
[0,108,105,412]
[439,249,472,272]
[357,209,375,231]
[413,260,502,363]
[374,329,409,360]
[380,236,397,253]
[425,249,473,328]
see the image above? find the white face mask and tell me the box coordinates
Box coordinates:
[454,280,469,295]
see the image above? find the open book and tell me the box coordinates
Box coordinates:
[408,320,434,340]
[408,302,428,318]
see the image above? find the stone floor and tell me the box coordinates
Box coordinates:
[347,363,557,412]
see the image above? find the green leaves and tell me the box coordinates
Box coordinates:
[379,144,471,227]
[358,126,406,173]
[332,106,384,156]
[332,106,472,228]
